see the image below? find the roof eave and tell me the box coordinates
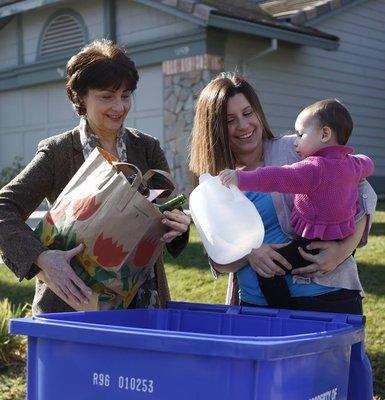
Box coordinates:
[133,0,207,27]
[208,14,339,51]
[0,14,12,28]
[0,0,67,19]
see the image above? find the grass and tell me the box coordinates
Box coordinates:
[0,203,384,399]
[354,202,385,398]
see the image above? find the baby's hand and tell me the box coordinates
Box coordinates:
[219,169,239,187]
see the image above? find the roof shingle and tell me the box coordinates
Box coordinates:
[259,0,357,24]
[157,1,339,42]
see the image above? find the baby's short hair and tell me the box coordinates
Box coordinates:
[304,99,353,145]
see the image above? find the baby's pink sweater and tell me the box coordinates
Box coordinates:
[238,145,374,240]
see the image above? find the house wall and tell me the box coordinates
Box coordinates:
[225,0,385,190]
[115,0,197,45]
[0,17,17,70]
[0,81,78,166]
[315,0,385,186]
[124,64,164,144]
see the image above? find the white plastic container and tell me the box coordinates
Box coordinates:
[189,173,264,264]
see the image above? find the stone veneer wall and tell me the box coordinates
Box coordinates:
[162,54,223,197]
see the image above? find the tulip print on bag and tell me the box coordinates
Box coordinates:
[93,233,129,269]
[73,195,101,221]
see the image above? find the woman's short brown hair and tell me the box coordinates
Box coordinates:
[189,72,274,176]
[66,38,139,115]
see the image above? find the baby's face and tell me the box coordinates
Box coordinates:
[294,112,323,158]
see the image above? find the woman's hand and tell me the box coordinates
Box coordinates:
[36,243,93,305]
[292,241,346,277]
[292,215,368,277]
[248,243,292,278]
[161,209,191,243]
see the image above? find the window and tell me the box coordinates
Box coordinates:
[38,10,88,59]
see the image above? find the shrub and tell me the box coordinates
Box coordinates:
[0,299,30,367]
[0,157,24,189]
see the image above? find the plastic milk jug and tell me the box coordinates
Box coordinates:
[189,173,264,265]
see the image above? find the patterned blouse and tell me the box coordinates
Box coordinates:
[78,118,159,308]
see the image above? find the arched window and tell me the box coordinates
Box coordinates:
[38,9,88,59]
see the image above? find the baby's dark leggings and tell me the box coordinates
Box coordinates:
[257,236,319,308]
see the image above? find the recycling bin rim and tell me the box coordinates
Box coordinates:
[9,309,364,362]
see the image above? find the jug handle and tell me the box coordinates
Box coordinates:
[199,173,212,184]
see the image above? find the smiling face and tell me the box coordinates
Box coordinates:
[294,111,324,158]
[227,93,264,161]
[82,83,131,138]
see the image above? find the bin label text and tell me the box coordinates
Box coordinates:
[118,376,154,393]
[309,387,337,400]
[92,372,154,394]
[93,373,110,387]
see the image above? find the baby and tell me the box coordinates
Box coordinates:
[220,99,374,308]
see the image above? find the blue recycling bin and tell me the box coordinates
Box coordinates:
[9,301,372,400]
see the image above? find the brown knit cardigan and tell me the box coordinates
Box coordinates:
[0,126,188,314]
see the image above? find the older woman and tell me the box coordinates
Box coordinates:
[189,72,377,314]
[0,39,190,314]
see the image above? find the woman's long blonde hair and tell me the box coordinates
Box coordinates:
[189,72,274,176]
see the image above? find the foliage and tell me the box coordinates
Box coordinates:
[0,364,26,400]
[0,299,30,368]
[0,157,24,189]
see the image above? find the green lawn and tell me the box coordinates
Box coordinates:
[0,203,384,399]
[354,202,385,398]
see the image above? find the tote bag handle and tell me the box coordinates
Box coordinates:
[112,162,142,192]
[142,169,177,195]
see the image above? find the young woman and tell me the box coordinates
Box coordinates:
[189,73,377,314]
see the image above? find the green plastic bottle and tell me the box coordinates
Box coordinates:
[156,194,186,213]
